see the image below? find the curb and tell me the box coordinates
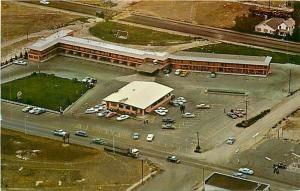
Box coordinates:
[1,99,60,115]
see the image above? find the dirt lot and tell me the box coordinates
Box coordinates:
[1,129,152,190]
[1,1,82,42]
[128,1,251,29]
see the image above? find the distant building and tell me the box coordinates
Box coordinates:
[27,30,272,77]
[204,172,270,191]
[255,17,295,36]
[103,81,173,116]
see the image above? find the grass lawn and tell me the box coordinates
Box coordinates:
[89,21,193,46]
[187,43,300,65]
[1,73,89,111]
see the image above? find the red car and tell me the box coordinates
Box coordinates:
[106,112,117,118]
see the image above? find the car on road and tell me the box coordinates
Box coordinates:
[238,168,254,175]
[132,133,140,140]
[167,155,180,164]
[226,137,236,145]
[196,104,210,109]
[91,138,106,145]
[162,123,175,129]
[106,111,117,118]
[146,134,154,142]
[52,129,67,137]
[182,112,195,118]
[116,115,130,121]
[162,118,175,123]
[75,130,88,137]
[13,60,27,66]
[232,172,247,179]
[22,106,33,112]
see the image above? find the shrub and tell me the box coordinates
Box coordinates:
[236,109,270,128]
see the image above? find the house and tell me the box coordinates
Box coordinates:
[255,18,295,36]
[103,81,173,116]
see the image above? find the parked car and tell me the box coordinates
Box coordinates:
[180,70,189,77]
[174,69,181,76]
[75,130,88,137]
[132,133,140,140]
[117,115,130,121]
[157,107,168,112]
[91,138,106,145]
[176,97,187,103]
[52,129,67,137]
[182,112,195,118]
[162,118,175,123]
[196,104,210,109]
[238,168,254,175]
[146,134,154,142]
[170,100,184,107]
[155,109,167,116]
[162,123,175,129]
[226,137,236,145]
[85,108,99,114]
[274,162,287,169]
[29,107,38,114]
[232,172,247,179]
[167,155,181,164]
[13,60,27,66]
[22,106,33,112]
[106,111,117,118]
[97,110,110,117]
[227,112,237,119]
[29,107,46,115]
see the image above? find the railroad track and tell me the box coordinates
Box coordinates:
[121,14,300,54]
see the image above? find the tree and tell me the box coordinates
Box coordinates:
[291,27,300,42]
[19,52,23,58]
[9,58,13,62]
[5,60,8,65]
[14,55,18,60]
[24,51,28,59]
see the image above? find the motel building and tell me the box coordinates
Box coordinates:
[103,81,173,116]
[27,30,272,77]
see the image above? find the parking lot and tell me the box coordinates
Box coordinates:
[2,55,300,157]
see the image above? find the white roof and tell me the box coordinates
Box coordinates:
[103,81,173,109]
[171,52,271,66]
[27,30,73,51]
[27,30,271,66]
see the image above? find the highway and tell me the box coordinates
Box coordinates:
[121,14,300,53]
[1,118,299,191]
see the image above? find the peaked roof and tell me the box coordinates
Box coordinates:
[265,18,285,30]
[103,81,173,109]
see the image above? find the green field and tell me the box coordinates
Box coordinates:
[89,21,193,46]
[187,43,300,65]
[1,73,89,111]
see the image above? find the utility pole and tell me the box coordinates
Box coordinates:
[194,131,201,153]
[288,69,292,95]
[245,100,249,120]
[142,159,144,184]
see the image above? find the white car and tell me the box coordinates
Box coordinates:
[226,137,236,145]
[22,106,33,112]
[53,129,67,137]
[40,0,50,5]
[81,77,91,83]
[157,107,168,112]
[196,104,210,109]
[85,108,97,114]
[238,168,254,175]
[97,110,110,117]
[116,115,129,121]
[182,112,195,118]
[146,134,154,142]
[155,110,167,116]
[174,69,181,75]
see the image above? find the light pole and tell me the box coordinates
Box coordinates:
[194,132,201,153]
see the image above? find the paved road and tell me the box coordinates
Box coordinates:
[121,14,300,53]
[1,118,299,191]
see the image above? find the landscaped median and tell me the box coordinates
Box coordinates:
[236,109,271,128]
[1,72,89,111]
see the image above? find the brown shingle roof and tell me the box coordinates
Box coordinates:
[265,18,285,30]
